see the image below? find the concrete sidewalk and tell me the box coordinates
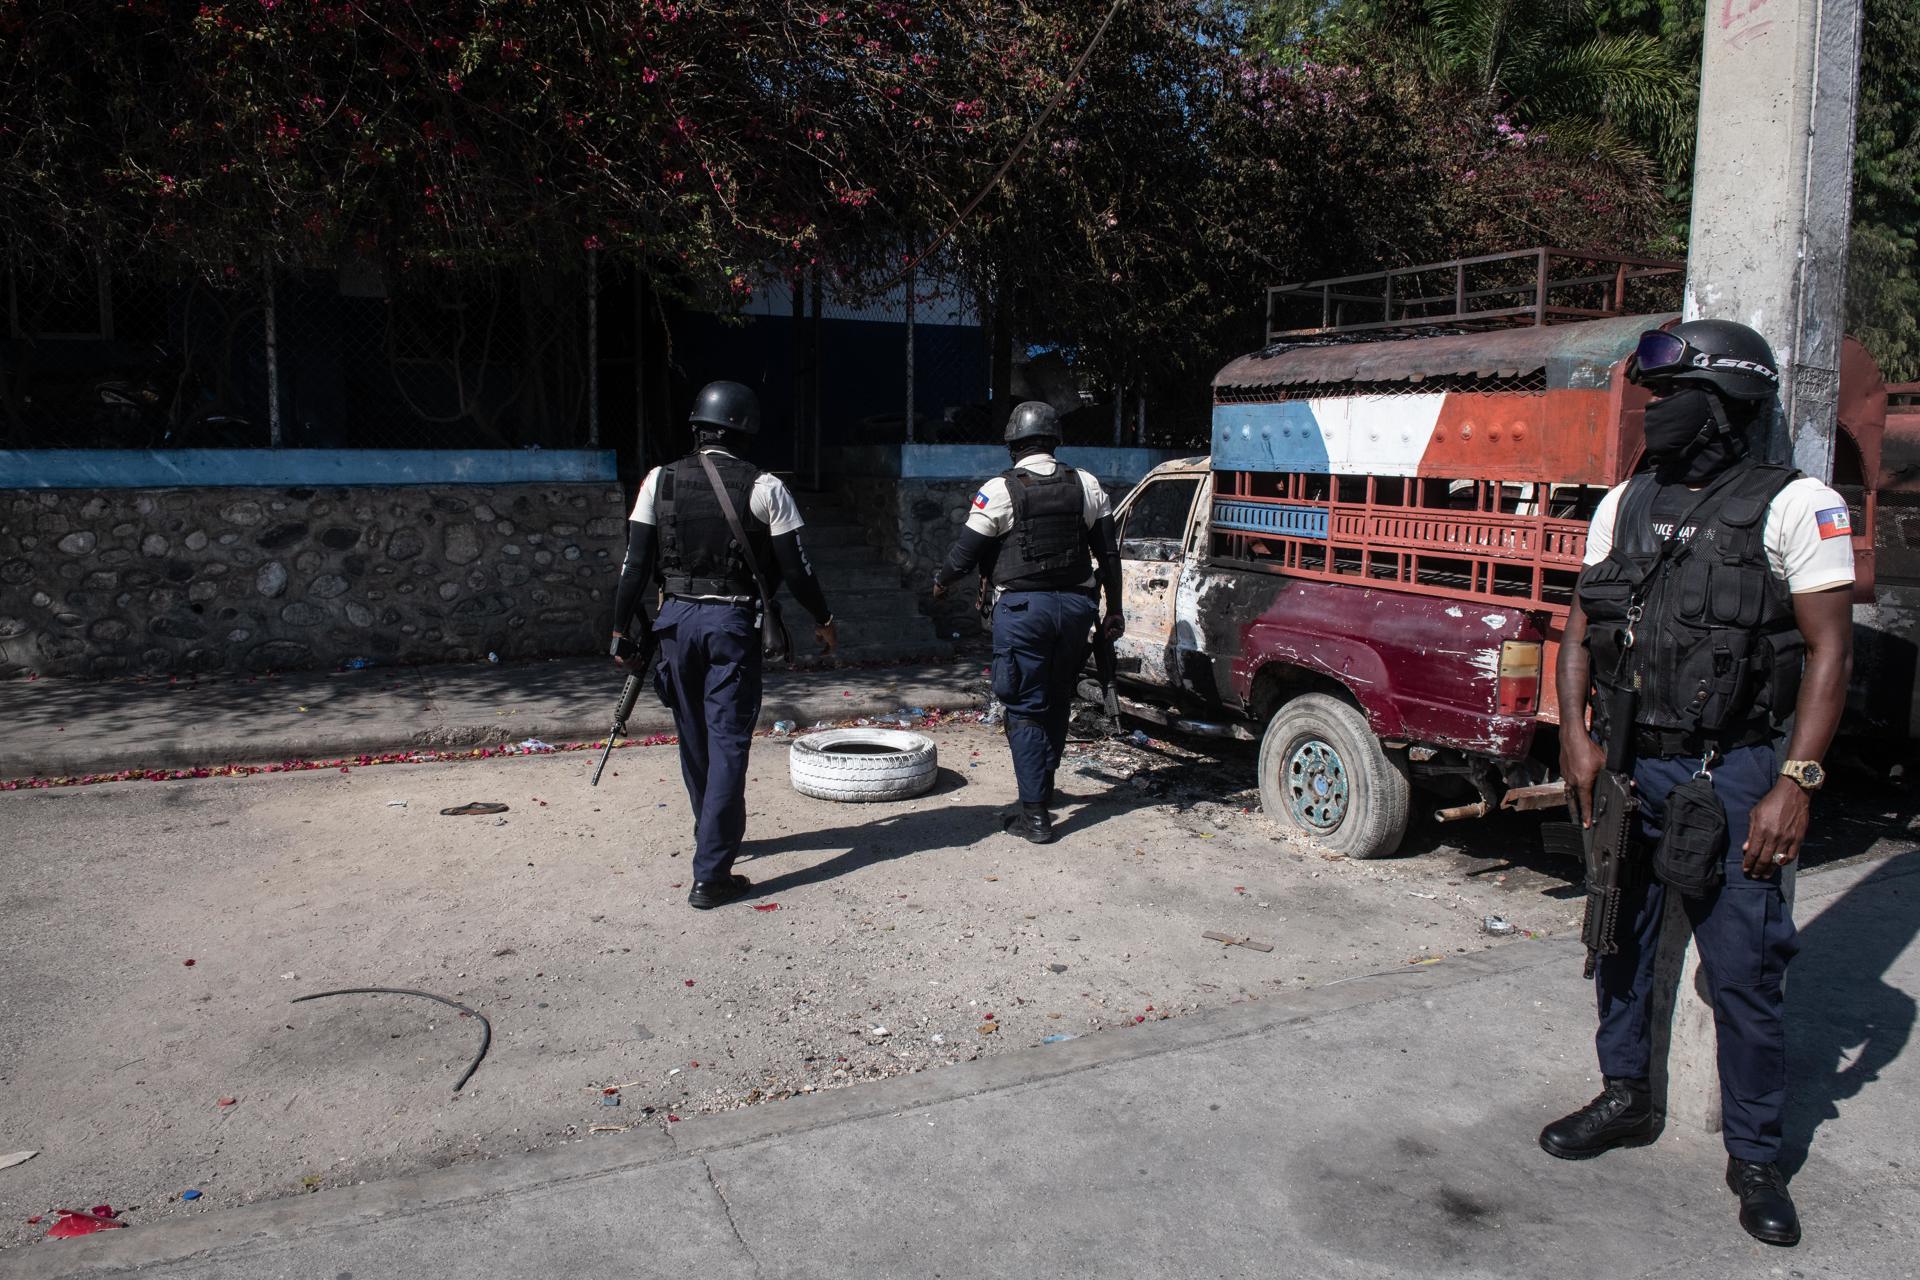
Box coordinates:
[0,657,985,780]
[8,853,1915,1280]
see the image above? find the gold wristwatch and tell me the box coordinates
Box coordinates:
[1779,759,1826,792]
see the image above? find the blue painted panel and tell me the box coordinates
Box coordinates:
[0,449,619,490]
[1210,401,1331,473]
[1213,500,1329,539]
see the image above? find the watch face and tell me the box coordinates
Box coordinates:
[1803,762,1825,786]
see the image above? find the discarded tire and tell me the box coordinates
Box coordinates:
[789,728,939,802]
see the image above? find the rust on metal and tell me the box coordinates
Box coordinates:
[1216,313,1665,393]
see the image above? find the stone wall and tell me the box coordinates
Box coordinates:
[0,484,627,678]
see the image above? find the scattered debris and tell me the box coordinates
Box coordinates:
[440,802,510,817]
[772,721,796,737]
[752,903,780,912]
[1407,891,1438,900]
[290,987,492,1091]
[183,958,195,967]
[1042,1033,1078,1044]
[217,1097,237,1107]
[46,1207,123,1238]
[517,739,556,754]
[180,1190,202,1201]
[977,1022,998,1035]
[0,1151,37,1172]
[1046,963,1068,974]
[386,800,407,808]
[1202,932,1274,953]
[1481,916,1518,937]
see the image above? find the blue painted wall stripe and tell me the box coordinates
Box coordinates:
[0,449,619,490]
[1209,402,1332,473]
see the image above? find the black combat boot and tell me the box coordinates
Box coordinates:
[1727,1158,1800,1246]
[688,874,752,910]
[1538,1077,1656,1159]
[1006,802,1055,844]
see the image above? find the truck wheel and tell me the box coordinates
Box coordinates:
[1257,693,1411,858]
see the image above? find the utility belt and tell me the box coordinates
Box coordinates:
[1628,722,1774,761]
[663,591,755,607]
[662,575,755,600]
[998,585,1098,601]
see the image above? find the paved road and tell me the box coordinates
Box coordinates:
[5,849,1916,1279]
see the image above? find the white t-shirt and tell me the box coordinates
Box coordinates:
[965,454,1111,536]
[629,448,805,537]
[966,454,1111,592]
[1582,474,1856,594]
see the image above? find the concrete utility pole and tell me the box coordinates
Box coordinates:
[1663,0,1865,1137]
[1683,0,1865,481]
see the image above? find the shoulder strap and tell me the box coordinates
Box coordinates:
[695,453,777,608]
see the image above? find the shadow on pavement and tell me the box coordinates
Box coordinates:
[1780,848,1920,1177]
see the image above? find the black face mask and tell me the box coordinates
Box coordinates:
[1643,387,1747,484]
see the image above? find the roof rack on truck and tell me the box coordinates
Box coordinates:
[1264,248,1684,344]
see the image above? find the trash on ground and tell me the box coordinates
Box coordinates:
[1408,955,1444,965]
[343,657,375,670]
[977,1022,998,1035]
[0,1151,37,1172]
[1042,1033,1078,1044]
[772,720,796,737]
[217,1097,237,1107]
[1047,963,1068,974]
[752,903,780,912]
[1407,891,1438,900]
[386,800,407,808]
[440,802,510,817]
[1202,931,1275,953]
[183,958,195,967]
[517,739,556,754]
[1129,729,1151,746]
[601,1095,621,1107]
[1482,916,1518,937]
[180,1190,202,1201]
[487,652,500,664]
[47,1207,124,1238]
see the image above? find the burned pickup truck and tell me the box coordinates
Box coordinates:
[1095,254,1888,857]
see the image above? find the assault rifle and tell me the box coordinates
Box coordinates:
[1091,618,1123,724]
[1579,680,1640,978]
[589,630,658,787]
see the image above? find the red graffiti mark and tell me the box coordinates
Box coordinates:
[1719,0,1772,29]
[1728,20,1774,48]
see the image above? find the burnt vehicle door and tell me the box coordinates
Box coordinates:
[1112,469,1206,689]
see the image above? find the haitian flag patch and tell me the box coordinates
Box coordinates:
[972,491,989,510]
[1814,507,1852,540]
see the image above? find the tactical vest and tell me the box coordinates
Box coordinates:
[654,451,773,599]
[1576,462,1803,741]
[993,465,1092,591]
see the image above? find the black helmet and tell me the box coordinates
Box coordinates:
[1628,319,1780,402]
[689,380,761,434]
[1005,401,1061,445]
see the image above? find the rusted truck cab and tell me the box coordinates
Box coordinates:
[1107,299,1888,858]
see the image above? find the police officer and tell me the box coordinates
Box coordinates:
[932,402,1125,843]
[609,381,837,909]
[1550,321,1855,1246]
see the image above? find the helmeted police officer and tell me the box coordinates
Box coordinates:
[1549,320,1856,1246]
[610,381,837,909]
[932,402,1125,843]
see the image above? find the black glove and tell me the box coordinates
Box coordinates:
[1101,612,1125,641]
[610,632,637,662]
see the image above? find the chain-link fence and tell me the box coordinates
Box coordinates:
[2,256,600,451]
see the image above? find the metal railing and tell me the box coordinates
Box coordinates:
[1264,248,1684,343]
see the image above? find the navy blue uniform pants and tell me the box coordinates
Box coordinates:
[1593,743,1799,1161]
[651,599,763,884]
[992,590,1098,806]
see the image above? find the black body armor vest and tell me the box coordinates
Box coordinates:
[1576,462,1803,741]
[993,465,1092,591]
[654,451,774,599]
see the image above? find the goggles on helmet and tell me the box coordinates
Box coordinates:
[1627,328,1779,391]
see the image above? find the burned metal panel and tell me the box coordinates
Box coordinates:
[1220,577,1541,758]
[1213,314,1667,393]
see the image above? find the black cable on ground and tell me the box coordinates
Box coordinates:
[291,986,493,1092]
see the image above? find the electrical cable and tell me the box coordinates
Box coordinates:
[291,986,493,1091]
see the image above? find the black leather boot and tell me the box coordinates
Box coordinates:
[1538,1077,1656,1159]
[1006,802,1055,844]
[1727,1158,1800,1246]
[688,874,751,910]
